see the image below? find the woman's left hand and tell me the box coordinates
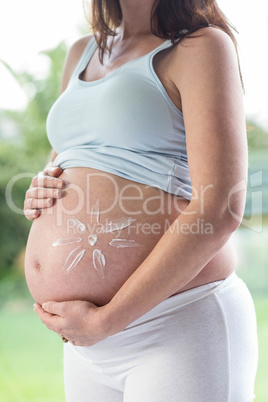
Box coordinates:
[33,300,110,346]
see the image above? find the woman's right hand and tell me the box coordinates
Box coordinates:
[24,165,65,221]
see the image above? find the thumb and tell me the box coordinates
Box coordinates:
[42,301,65,316]
[45,166,63,178]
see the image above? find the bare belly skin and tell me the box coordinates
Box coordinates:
[24,168,237,306]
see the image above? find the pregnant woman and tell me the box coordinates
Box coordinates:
[24,0,258,400]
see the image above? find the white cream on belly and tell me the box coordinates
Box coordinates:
[51,198,144,278]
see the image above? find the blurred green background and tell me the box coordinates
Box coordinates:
[0,39,267,401]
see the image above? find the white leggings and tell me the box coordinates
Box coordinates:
[64,272,259,402]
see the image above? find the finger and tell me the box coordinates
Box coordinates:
[42,301,67,316]
[34,304,63,331]
[43,166,63,178]
[32,174,65,189]
[26,187,63,200]
[26,197,54,209]
[24,209,40,221]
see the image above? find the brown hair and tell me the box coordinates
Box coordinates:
[84,0,244,90]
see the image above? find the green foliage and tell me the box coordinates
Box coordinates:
[247,119,268,152]
[0,42,67,163]
[244,121,268,218]
[0,41,67,279]
[0,138,32,279]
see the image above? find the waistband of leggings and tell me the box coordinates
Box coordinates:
[124,271,244,330]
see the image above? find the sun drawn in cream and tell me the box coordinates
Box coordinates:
[52,198,143,279]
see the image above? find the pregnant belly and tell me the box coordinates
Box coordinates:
[24,168,237,306]
[25,168,191,305]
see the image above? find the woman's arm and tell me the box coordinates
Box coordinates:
[24,35,93,221]
[101,27,248,334]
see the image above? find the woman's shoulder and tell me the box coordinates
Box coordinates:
[69,34,95,58]
[60,34,94,93]
[168,25,237,89]
[172,26,236,65]
[171,25,235,62]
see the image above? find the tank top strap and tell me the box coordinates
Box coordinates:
[150,39,174,57]
[68,36,97,86]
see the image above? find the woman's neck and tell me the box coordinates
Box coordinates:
[117,0,156,40]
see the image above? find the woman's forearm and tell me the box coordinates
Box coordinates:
[102,200,240,335]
